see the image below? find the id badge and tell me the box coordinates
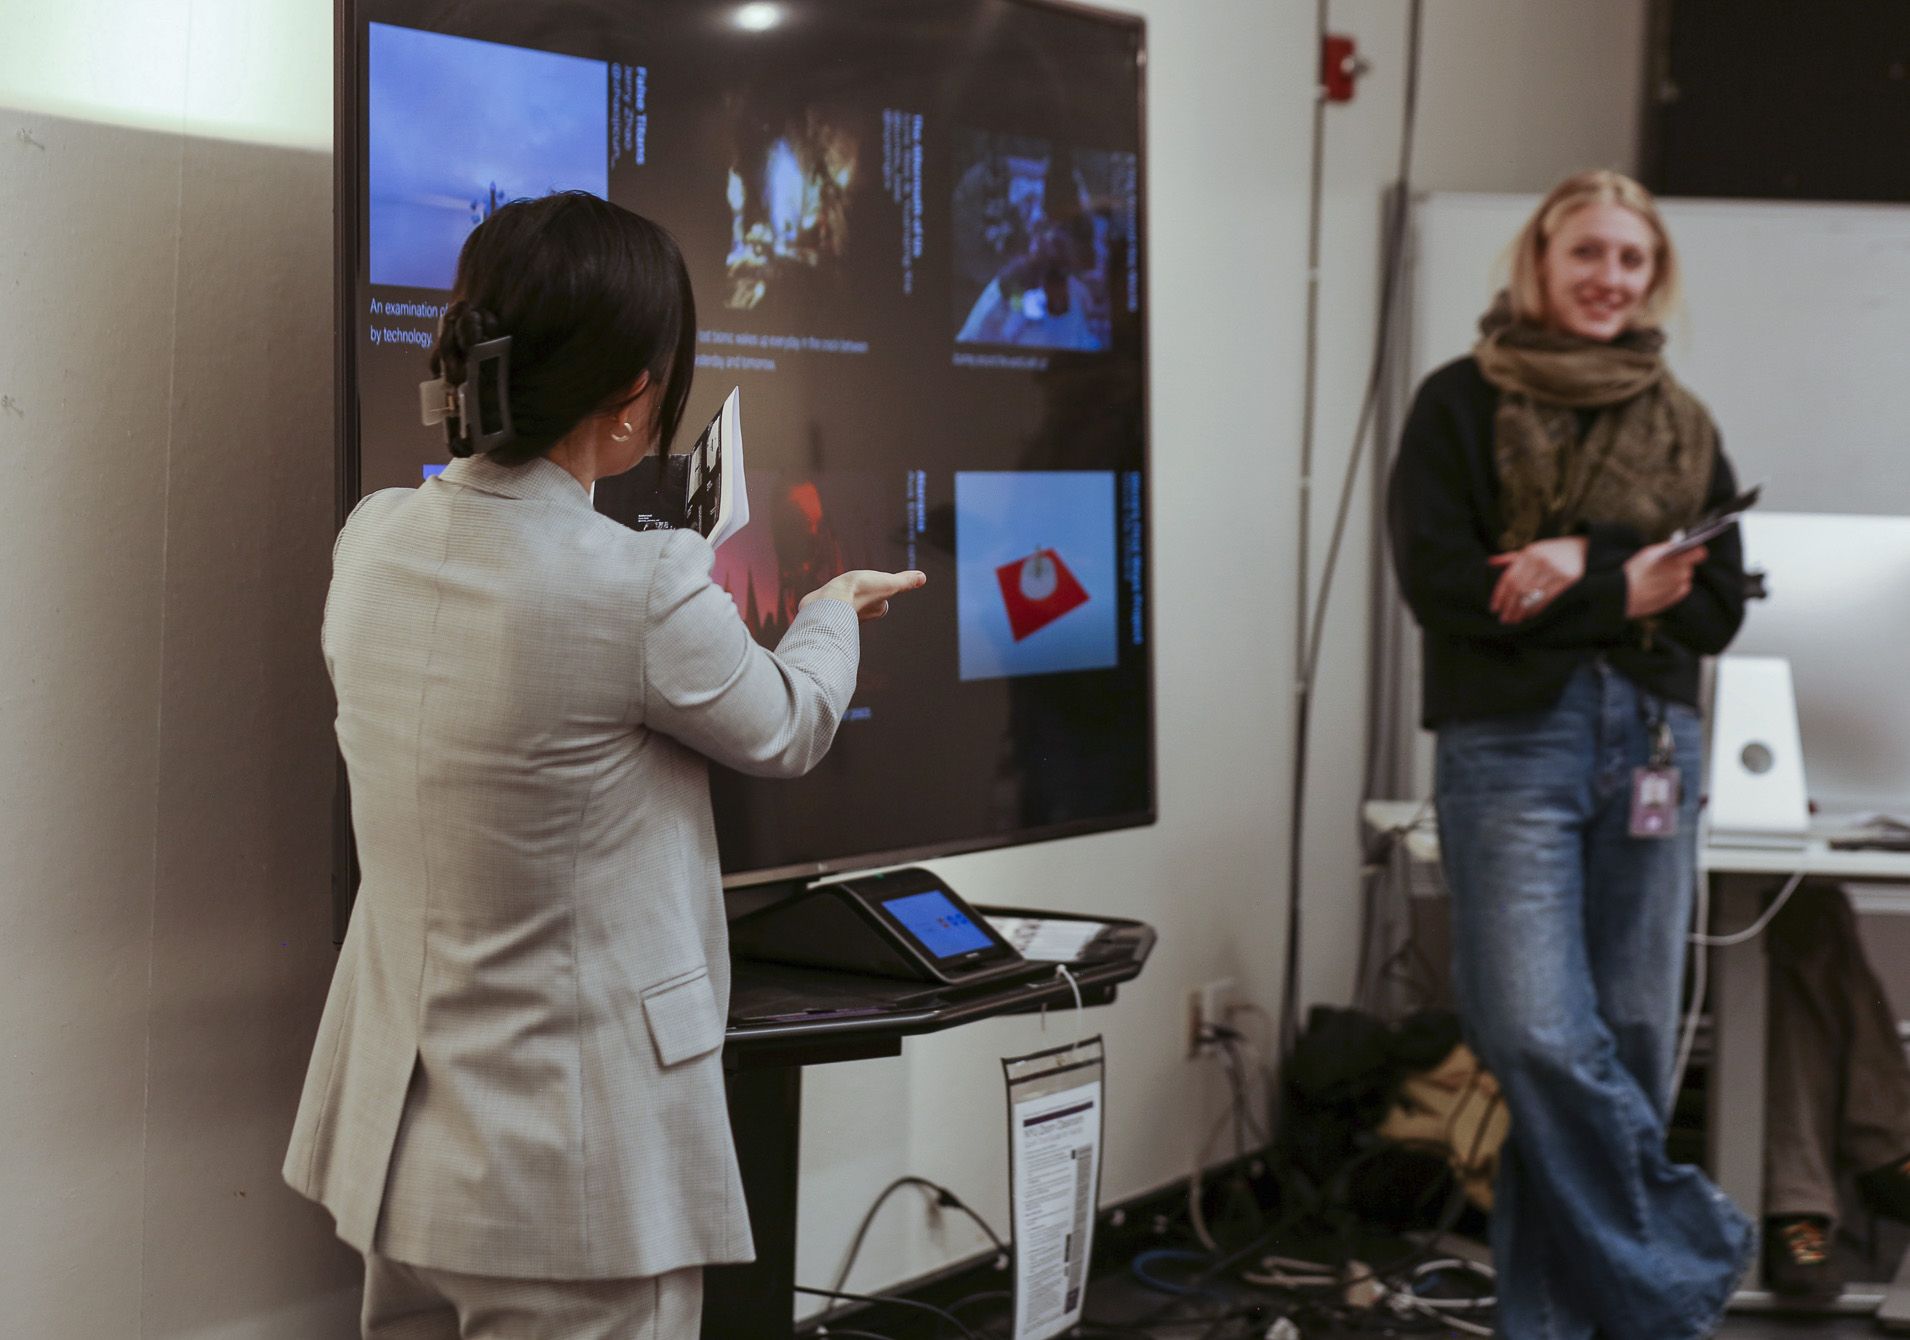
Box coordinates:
[1629,766,1680,839]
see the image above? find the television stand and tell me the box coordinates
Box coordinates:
[702,906,1154,1340]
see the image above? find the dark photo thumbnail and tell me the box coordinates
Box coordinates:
[951,132,1137,353]
[723,92,863,311]
[710,471,903,646]
[366,23,610,290]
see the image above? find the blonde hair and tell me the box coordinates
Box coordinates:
[1504,170,1681,330]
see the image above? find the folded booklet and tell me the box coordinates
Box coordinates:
[1665,481,1761,556]
[594,387,748,548]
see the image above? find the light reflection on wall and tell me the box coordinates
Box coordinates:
[0,0,331,148]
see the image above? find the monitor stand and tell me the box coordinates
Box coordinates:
[703,903,1156,1340]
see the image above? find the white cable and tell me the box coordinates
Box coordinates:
[1240,1252,1338,1289]
[1240,1267,1338,1288]
[1272,1252,1346,1273]
[1375,1259,1497,1337]
[1671,866,1709,1098]
[1690,867,1807,946]
[1411,1256,1495,1282]
[1185,1015,1273,1254]
[1055,964,1084,1050]
[1673,865,1808,1097]
[1186,1105,1233,1253]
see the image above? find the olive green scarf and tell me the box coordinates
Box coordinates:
[1474,294,1716,551]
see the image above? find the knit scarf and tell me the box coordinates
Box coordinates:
[1473,295,1716,551]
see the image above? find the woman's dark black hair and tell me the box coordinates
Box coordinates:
[429,192,697,466]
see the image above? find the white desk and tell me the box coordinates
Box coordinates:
[1360,802,1910,1322]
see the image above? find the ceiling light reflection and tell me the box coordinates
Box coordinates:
[734,3,784,32]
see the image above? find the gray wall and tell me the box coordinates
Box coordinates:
[1,114,359,1336]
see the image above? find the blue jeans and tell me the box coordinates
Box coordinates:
[1436,660,1753,1340]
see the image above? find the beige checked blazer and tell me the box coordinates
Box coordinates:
[284,454,860,1280]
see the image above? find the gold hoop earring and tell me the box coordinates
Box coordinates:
[609,419,634,443]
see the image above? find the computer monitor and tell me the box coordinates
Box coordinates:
[1733,511,1910,817]
[335,0,1154,890]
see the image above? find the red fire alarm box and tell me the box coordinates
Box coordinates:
[1322,34,1362,102]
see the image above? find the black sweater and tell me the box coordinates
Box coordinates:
[1387,356,1746,727]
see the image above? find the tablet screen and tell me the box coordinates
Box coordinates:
[881,889,996,959]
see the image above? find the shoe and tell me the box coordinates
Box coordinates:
[1763,1216,1843,1299]
[1857,1154,1910,1225]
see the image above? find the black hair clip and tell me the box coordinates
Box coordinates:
[419,335,515,453]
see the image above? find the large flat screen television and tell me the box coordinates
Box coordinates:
[335,0,1152,893]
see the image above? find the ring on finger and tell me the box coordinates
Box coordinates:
[1521,588,1545,607]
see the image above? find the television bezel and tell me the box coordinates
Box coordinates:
[331,0,1155,909]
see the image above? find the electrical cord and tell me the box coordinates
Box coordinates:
[1281,0,1333,1068]
[1057,962,1085,1049]
[944,1289,1011,1315]
[1278,0,1427,1064]
[825,1176,1008,1299]
[1671,865,1711,1097]
[1132,1247,1231,1300]
[1671,865,1807,1096]
[1219,1004,1282,1135]
[1195,1129,1481,1301]
[1184,1026,1277,1257]
[1187,1103,1235,1253]
[793,1285,980,1340]
[1217,1035,1271,1147]
[1691,866,1807,946]
[809,1124,1486,1338]
[1373,1258,1496,1336]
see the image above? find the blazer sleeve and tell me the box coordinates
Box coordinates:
[639,529,861,778]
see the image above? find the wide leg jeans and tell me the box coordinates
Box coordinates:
[1436,660,1753,1340]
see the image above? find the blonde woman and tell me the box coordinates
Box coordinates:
[1387,171,1752,1338]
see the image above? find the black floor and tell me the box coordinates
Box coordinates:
[1072,1260,1898,1338]
[811,1221,1910,1339]
[807,1055,1910,1338]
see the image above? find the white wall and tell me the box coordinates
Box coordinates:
[0,0,1645,1333]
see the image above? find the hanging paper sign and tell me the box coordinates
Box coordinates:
[1002,1035,1106,1340]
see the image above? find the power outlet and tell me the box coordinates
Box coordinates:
[1185,977,1236,1059]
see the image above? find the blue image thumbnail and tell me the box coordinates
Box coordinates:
[955,471,1118,681]
[368,23,609,290]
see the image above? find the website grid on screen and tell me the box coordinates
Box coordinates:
[341,0,1152,885]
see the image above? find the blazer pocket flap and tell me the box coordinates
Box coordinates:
[642,967,724,1068]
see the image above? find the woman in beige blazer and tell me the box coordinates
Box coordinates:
[284,193,924,1339]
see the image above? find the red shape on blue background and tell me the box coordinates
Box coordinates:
[995,548,1090,641]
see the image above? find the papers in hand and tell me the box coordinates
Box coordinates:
[682,387,748,549]
[1665,482,1760,556]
